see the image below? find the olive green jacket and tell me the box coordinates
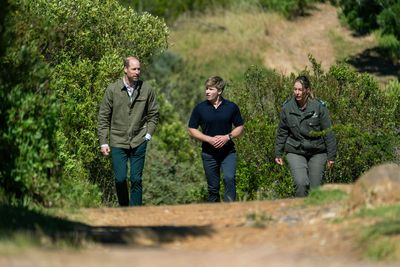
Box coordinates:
[274,97,336,161]
[98,79,159,149]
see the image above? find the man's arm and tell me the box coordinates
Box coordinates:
[145,86,159,136]
[229,125,244,139]
[188,127,212,143]
[98,87,113,155]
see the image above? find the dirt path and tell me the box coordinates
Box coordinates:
[263,3,375,74]
[1,194,398,267]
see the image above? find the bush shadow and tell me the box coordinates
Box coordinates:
[346,47,400,79]
[0,205,214,246]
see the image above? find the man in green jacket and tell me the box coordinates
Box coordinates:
[98,56,159,206]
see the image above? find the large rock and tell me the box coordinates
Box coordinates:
[349,163,400,209]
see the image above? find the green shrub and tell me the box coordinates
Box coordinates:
[120,0,233,23]
[337,0,400,60]
[304,188,348,206]
[258,0,322,19]
[121,0,325,23]
[356,205,400,261]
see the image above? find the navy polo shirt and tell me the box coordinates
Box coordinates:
[188,98,244,154]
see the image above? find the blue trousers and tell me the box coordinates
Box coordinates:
[286,152,327,197]
[111,141,147,206]
[201,151,237,202]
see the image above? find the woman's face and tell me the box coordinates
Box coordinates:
[293,81,308,103]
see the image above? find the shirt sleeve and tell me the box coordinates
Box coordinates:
[232,103,244,126]
[98,86,113,146]
[274,109,289,157]
[188,105,201,129]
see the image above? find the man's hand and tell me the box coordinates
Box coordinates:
[209,135,230,148]
[101,144,110,156]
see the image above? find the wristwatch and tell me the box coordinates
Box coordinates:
[228,133,233,141]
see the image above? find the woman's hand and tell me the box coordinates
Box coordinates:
[327,160,335,169]
[275,157,284,166]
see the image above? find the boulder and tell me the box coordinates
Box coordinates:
[349,163,400,210]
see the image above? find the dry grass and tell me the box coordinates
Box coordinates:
[169,3,378,78]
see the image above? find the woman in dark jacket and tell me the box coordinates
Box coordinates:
[274,75,336,197]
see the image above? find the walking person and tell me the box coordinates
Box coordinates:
[188,76,244,202]
[98,56,159,206]
[274,75,336,197]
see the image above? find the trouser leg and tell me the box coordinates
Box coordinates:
[111,147,129,206]
[286,153,309,197]
[221,152,237,202]
[201,152,221,202]
[129,141,147,206]
[308,153,327,189]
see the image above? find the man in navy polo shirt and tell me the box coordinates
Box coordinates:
[188,76,244,202]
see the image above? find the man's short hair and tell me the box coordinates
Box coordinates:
[123,56,140,68]
[205,76,226,92]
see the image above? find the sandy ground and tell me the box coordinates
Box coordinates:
[263,3,375,74]
[1,192,398,267]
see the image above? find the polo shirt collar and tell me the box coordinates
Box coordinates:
[207,96,226,106]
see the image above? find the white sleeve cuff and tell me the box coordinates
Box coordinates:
[144,133,152,141]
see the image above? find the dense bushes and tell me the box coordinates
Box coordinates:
[336,0,400,61]
[228,57,400,200]
[120,0,233,23]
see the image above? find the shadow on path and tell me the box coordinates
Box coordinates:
[346,47,400,79]
[0,205,214,246]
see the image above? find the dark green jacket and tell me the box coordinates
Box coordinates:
[274,97,336,161]
[98,79,159,149]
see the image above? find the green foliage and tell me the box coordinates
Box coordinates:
[258,0,323,19]
[120,0,325,23]
[304,188,348,205]
[120,0,233,23]
[228,58,399,200]
[377,2,400,39]
[337,0,400,60]
[144,51,205,121]
[143,140,207,205]
[377,32,400,61]
[0,37,60,206]
[356,204,400,261]
[142,81,207,205]
[337,0,382,34]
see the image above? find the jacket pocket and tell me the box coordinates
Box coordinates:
[286,137,301,149]
[110,128,129,145]
[306,118,321,130]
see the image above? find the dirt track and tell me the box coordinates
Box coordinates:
[1,196,398,267]
[263,3,375,74]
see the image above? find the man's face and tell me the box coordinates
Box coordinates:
[205,86,221,102]
[124,59,141,82]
